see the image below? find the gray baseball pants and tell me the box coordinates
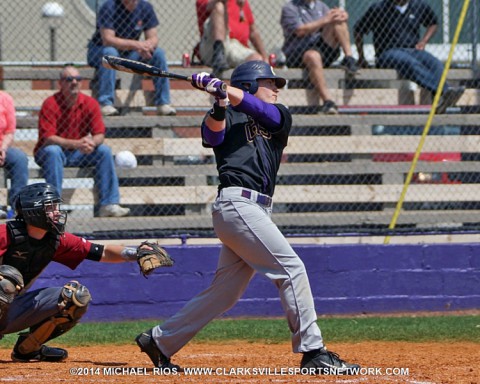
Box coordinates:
[153,187,324,357]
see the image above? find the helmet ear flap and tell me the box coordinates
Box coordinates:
[240,81,258,94]
[248,82,258,95]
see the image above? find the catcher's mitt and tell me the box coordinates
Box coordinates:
[136,241,174,277]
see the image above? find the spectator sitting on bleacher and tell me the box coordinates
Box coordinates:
[280,0,359,115]
[87,0,176,117]
[34,66,130,218]
[0,91,28,219]
[196,0,268,77]
[354,0,465,114]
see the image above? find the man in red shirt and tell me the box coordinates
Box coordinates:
[196,0,268,76]
[0,183,162,362]
[34,65,129,217]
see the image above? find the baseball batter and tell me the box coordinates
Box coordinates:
[0,183,168,362]
[136,61,360,374]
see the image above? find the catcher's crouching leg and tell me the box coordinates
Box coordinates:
[12,281,92,362]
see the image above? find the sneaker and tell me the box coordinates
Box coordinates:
[157,104,177,116]
[212,41,230,77]
[436,86,465,114]
[320,100,338,115]
[101,105,120,116]
[12,335,68,362]
[301,347,360,375]
[340,56,359,76]
[135,329,184,372]
[98,204,130,217]
[0,209,7,219]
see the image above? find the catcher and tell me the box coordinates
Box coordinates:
[0,182,172,362]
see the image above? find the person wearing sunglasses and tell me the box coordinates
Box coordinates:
[34,65,130,218]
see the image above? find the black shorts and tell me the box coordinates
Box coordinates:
[286,35,340,68]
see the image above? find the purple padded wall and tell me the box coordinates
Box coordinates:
[31,243,480,321]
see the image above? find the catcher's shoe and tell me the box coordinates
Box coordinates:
[11,345,68,362]
[11,333,68,362]
[301,347,360,375]
[135,329,183,372]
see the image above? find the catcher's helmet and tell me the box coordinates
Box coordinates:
[230,60,286,94]
[14,183,67,235]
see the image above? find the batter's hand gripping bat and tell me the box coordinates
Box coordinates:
[102,55,227,91]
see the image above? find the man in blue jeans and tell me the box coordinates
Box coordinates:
[354,0,464,114]
[34,66,130,218]
[87,0,175,117]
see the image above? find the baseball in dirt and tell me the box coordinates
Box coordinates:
[115,150,137,168]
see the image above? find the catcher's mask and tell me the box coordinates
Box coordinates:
[14,183,67,235]
[230,60,287,95]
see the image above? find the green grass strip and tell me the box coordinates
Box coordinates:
[1,315,479,348]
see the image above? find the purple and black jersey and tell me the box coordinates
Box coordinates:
[202,103,292,197]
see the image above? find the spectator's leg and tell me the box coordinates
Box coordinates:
[34,145,66,196]
[245,52,263,62]
[146,49,172,106]
[126,49,175,115]
[322,21,353,57]
[226,39,262,66]
[411,49,447,92]
[87,45,119,107]
[378,48,440,93]
[80,144,120,206]
[409,50,465,113]
[210,1,227,42]
[4,148,28,207]
[209,1,229,75]
[302,50,333,103]
[322,23,358,75]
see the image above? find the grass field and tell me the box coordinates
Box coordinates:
[1,314,479,347]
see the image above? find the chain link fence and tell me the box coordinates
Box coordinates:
[0,0,479,238]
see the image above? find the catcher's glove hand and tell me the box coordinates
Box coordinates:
[136,241,174,277]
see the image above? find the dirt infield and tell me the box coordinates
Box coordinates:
[0,341,478,384]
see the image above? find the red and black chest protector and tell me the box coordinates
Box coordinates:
[3,221,60,289]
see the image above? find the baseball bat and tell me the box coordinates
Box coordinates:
[102,55,227,90]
